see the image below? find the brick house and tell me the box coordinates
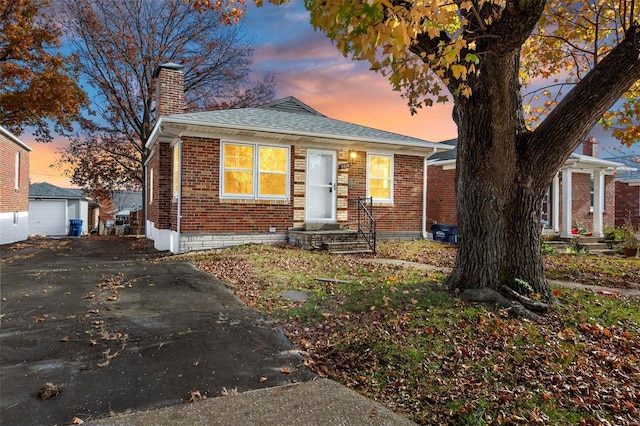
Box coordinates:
[427,137,625,238]
[608,155,640,228]
[0,125,32,245]
[145,63,453,254]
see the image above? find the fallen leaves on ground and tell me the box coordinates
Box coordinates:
[38,383,60,399]
[190,242,640,425]
[544,254,640,289]
[187,390,204,403]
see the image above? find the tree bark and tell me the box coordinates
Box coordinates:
[446,49,552,300]
[446,25,640,304]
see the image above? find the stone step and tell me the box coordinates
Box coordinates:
[304,223,341,231]
[328,249,375,255]
[323,240,373,254]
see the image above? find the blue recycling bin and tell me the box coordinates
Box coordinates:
[447,226,458,244]
[431,224,457,244]
[69,219,83,237]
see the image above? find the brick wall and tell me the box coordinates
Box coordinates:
[426,165,457,226]
[0,133,30,213]
[563,173,615,230]
[615,181,640,227]
[155,64,184,116]
[604,175,616,228]
[147,142,173,229]
[178,136,295,233]
[570,173,592,227]
[346,153,425,233]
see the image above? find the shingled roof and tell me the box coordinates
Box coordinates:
[604,155,640,182]
[148,96,451,154]
[29,182,89,199]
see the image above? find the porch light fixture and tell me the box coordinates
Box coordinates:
[349,150,357,162]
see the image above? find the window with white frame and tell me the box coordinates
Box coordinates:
[172,143,180,199]
[367,153,393,202]
[14,151,20,190]
[221,142,289,199]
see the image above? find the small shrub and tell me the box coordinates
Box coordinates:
[566,237,588,255]
[541,242,556,255]
[510,278,533,295]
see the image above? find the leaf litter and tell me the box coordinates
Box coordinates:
[190,242,639,424]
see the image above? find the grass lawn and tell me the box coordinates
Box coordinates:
[185,241,639,425]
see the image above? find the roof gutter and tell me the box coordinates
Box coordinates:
[1,125,33,151]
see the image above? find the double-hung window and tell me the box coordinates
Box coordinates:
[222,142,289,199]
[367,153,393,202]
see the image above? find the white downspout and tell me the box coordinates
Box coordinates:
[422,154,430,239]
[176,141,182,253]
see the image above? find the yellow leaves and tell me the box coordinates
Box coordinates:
[426,24,441,39]
[451,64,467,80]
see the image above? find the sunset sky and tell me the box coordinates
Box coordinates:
[26,1,636,188]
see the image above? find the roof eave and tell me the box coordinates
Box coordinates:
[1,125,33,151]
[149,116,454,153]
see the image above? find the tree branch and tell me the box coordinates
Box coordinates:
[529,25,640,176]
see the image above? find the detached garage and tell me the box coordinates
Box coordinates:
[29,183,92,236]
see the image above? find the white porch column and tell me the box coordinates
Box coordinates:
[552,173,560,232]
[561,168,573,238]
[592,169,605,238]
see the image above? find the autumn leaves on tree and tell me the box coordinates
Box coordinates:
[0,0,87,142]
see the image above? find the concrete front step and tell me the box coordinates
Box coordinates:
[323,241,373,254]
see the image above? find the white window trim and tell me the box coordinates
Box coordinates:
[366,152,394,203]
[14,151,20,190]
[220,141,290,200]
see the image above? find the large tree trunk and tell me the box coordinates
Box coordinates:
[446,25,640,304]
[446,50,553,301]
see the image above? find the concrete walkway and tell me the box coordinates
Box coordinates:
[88,378,415,426]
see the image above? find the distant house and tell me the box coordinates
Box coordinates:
[28,183,94,236]
[145,63,453,254]
[97,191,143,235]
[427,137,626,238]
[607,155,640,228]
[0,126,32,245]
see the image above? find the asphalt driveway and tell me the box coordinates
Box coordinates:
[0,237,314,425]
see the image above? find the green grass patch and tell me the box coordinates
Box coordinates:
[190,242,640,425]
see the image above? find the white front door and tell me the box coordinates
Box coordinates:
[306,149,337,223]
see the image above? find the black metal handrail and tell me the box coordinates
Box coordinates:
[356,196,376,253]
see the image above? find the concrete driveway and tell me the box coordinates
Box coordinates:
[1,237,314,425]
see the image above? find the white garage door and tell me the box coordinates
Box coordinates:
[29,200,67,236]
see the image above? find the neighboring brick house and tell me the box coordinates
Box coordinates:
[0,125,32,245]
[145,63,453,254]
[427,138,625,238]
[607,155,640,228]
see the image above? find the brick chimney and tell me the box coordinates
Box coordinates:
[582,136,599,158]
[154,63,185,117]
